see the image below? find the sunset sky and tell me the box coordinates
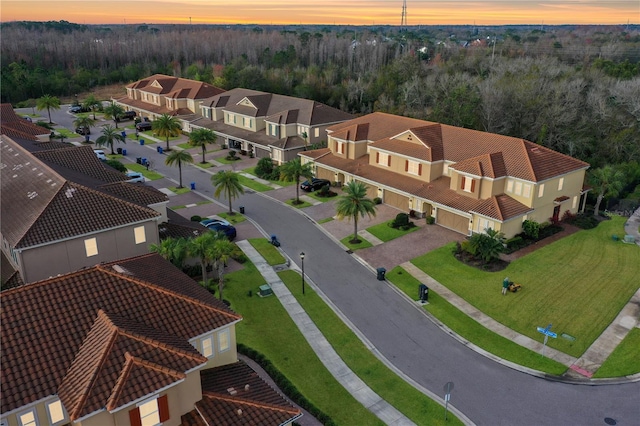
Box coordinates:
[1,0,638,26]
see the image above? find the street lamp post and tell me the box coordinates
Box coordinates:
[300,252,305,295]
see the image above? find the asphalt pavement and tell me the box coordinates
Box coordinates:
[26,107,640,426]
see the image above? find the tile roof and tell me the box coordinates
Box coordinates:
[203,88,353,126]
[0,253,241,415]
[0,103,51,140]
[451,152,507,178]
[1,252,23,291]
[185,362,301,426]
[126,74,225,99]
[99,181,169,207]
[33,145,126,184]
[1,137,160,249]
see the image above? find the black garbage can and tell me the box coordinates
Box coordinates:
[117,148,122,155]
[239,206,245,214]
[376,267,386,281]
[136,157,142,164]
[419,284,429,302]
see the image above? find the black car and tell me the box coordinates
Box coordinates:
[117,111,137,121]
[300,178,331,192]
[136,121,153,132]
[206,223,237,241]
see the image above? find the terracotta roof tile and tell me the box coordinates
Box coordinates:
[327,112,429,141]
[126,74,225,99]
[1,253,241,415]
[99,181,169,206]
[452,152,507,178]
[33,145,126,183]
[471,194,533,221]
[370,137,433,161]
[1,252,24,290]
[0,104,51,140]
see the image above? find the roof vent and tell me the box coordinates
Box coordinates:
[112,265,132,275]
[237,409,243,416]
[227,387,237,395]
[244,384,250,391]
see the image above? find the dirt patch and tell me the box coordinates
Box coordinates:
[61,84,126,104]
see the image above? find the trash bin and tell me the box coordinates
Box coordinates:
[376,267,386,281]
[158,146,163,154]
[122,149,127,156]
[419,284,429,302]
[190,182,196,190]
[141,158,147,166]
[121,131,126,138]
[239,206,245,214]
[136,157,142,164]
[117,148,122,155]
[85,134,90,143]
[139,139,144,146]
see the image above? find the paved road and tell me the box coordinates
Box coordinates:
[36,107,640,425]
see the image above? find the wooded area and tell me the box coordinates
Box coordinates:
[1,21,639,171]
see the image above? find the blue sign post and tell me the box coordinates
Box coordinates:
[536,324,557,357]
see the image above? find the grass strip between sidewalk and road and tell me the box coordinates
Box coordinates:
[278,269,463,426]
[340,235,373,250]
[386,266,568,375]
[124,163,163,180]
[237,175,273,192]
[592,328,640,378]
[248,238,286,266]
[225,262,384,426]
[243,166,295,187]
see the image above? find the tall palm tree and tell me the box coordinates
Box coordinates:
[103,102,125,128]
[189,127,217,163]
[36,94,60,124]
[335,181,377,244]
[589,165,625,216]
[213,238,237,301]
[150,237,188,269]
[211,170,244,214]
[82,94,101,120]
[73,116,95,135]
[153,113,182,151]
[95,124,126,155]
[187,232,219,288]
[165,149,194,189]
[279,158,313,204]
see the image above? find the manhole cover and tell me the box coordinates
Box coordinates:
[604,417,617,425]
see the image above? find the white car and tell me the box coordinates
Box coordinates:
[125,172,145,183]
[93,149,107,161]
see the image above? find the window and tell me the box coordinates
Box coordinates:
[506,179,514,193]
[558,177,564,191]
[376,152,390,166]
[538,184,545,198]
[84,237,98,257]
[134,226,146,245]
[514,181,523,196]
[130,396,169,426]
[218,329,230,352]
[202,336,214,357]
[406,160,422,176]
[314,128,319,137]
[572,196,578,209]
[460,176,475,193]
[522,184,531,198]
[478,219,495,233]
[47,400,66,424]
[336,141,344,154]
[18,410,37,426]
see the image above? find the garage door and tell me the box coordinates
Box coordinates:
[254,147,270,159]
[317,168,334,181]
[384,191,409,211]
[437,209,470,235]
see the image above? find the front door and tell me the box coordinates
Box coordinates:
[553,205,561,223]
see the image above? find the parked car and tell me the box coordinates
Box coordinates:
[300,178,331,192]
[125,172,145,183]
[136,121,153,132]
[206,223,237,241]
[200,218,231,227]
[117,111,137,121]
[69,105,83,113]
[75,126,90,135]
[93,149,107,161]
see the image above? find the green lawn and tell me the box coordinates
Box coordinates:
[135,133,157,144]
[278,270,462,426]
[285,199,312,209]
[177,142,193,149]
[242,166,296,187]
[218,212,247,224]
[593,328,640,378]
[124,163,163,180]
[410,217,640,359]
[248,238,286,265]
[340,235,373,250]
[386,266,568,375]
[237,175,273,192]
[367,220,420,242]
[318,217,334,224]
[216,156,243,165]
[306,191,339,203]
[168,186,191,194]
[194,162,215,169]
[224,263,383,425]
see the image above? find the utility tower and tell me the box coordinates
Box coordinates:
[400,0,407,29]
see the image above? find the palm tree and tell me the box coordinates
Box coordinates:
[103,102,125,128]
[150,237,189,269]
[335,181,377,244]
[187,232,219,288]
[279,158,313,204]
[213,238,237,301]
[211,170,245,214]
[589,165,625,216]
[95,125,126,155]
[189,128,217,163]
[153,113,182,151]
[468,228,506,263]
[165,150,194,188]
[73,116,95,136]
[82,94,101,120]
[36,94,60,124]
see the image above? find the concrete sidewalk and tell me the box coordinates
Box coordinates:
[236,240,416,426]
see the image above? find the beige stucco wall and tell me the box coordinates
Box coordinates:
[2,400,52,426]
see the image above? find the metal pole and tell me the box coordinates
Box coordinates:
[300,252,305,295]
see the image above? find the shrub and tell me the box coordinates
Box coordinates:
[425,215,435,225]
[190,215,202,222]
[390,213,410,229]
[561,210,576,222]
[255,157,275,179]
[373,197,382,205]
[522,219,540,240]
[566,213,599,229]
[106,159,127,172]
[225,150,240,161]
[318,183,332,197]
[269,165,281,181]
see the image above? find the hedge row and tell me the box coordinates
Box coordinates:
[237,343,336,426]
